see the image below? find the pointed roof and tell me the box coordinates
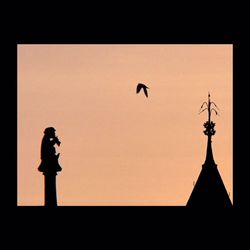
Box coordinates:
[186,93,232,207]
[186,162,232,207]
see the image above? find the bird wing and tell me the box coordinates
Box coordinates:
[136,84,142,94]
[143,86,148,97]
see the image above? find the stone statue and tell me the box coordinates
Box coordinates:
[38,127,62,173]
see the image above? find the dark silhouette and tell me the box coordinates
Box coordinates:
[186,93,232,207]
[38,127,62,206]
[38,127,62,173]
[136,83,149,97]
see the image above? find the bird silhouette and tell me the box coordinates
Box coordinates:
[136,83,149,97]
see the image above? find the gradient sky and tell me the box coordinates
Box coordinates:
[17,44,233,206]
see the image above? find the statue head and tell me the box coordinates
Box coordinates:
[44,127,56,138]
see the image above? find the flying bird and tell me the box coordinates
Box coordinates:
[136,83,149,97]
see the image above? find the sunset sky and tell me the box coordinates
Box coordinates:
[17,44,233,206]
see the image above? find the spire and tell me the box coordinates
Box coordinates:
[199,92,219,167]
[186,93,232,207]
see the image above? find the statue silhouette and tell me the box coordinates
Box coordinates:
[38,127,62,173]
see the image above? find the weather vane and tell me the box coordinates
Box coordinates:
[199,92,219,137]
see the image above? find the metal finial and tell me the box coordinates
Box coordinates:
[199,93,220,137]
[198,92,219,120]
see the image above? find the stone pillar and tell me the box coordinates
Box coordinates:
[44,171,58,207]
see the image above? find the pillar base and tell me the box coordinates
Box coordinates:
[43,171,58,207]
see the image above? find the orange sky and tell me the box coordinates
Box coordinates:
[17,44,233,205]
